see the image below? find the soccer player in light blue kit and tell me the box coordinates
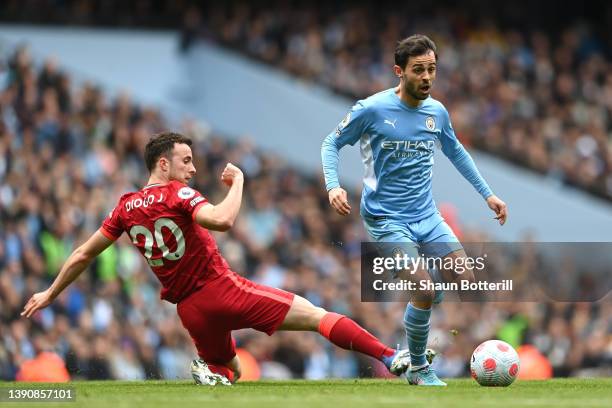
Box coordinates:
[321,35,508,386]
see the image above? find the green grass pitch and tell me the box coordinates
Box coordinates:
[2,378,611,408]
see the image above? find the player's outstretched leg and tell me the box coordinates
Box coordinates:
[279,295,411,376]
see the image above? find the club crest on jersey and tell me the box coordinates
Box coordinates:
[425,116,436,131]
[178,187,196,199]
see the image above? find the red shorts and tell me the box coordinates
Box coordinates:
[176,270,294,364]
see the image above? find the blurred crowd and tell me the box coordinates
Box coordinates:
[1,46,610,381]
[1,3,611,201]
[177,2,612,201]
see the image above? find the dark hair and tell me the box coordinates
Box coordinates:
[394,34,438,69]
[144,131,192,172]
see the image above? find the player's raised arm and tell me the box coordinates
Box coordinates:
[321,102,369,216]
[22,230,114,318]
[195,163,244,231]
[438,107,508,225]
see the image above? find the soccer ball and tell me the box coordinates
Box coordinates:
[470,340,520,386]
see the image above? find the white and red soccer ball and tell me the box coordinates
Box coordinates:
[470,340,520,386]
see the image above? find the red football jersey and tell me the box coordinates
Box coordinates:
[101,181,231,303]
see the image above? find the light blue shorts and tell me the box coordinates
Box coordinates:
[363,211,463,284]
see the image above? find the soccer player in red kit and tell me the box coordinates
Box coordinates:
[22,132,412,385]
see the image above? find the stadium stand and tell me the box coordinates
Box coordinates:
[0,46,610,380]
[189,3,612,201]
[1,1,610,200]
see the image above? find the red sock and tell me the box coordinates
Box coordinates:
[318,312,395,360]
[207,363,234,382]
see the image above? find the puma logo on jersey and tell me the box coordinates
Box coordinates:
[384,119,397,129]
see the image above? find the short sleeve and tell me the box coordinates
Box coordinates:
[101,205,124,240]
[173,184,210,220]
[333,101,371,147]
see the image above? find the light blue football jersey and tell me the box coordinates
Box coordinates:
[322,88,493,222]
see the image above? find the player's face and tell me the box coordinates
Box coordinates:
[168,143,196,184]
[397,50,437,101]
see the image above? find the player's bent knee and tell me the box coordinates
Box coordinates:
[413,288,435,304]
[227,355,242,381]
[232,365,242,382]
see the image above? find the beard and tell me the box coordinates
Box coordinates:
[405,81,429,101]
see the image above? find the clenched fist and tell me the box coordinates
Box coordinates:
[221,163,244,187]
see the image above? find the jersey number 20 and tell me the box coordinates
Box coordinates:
[129,218,185,266]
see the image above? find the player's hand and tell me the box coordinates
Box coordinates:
[486,195,507,225]
[328,187,351,216]
[21,289,53,318]
[221,163,244,187]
